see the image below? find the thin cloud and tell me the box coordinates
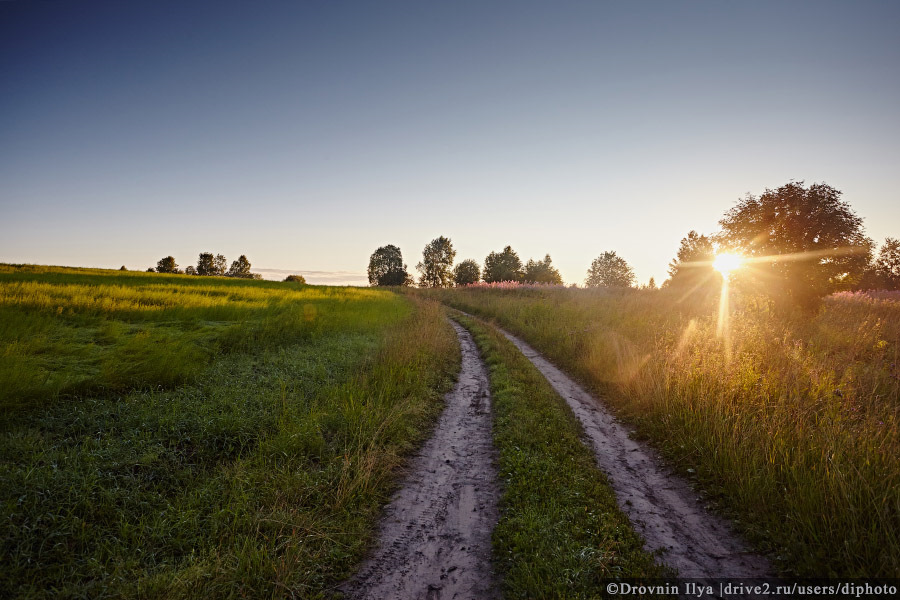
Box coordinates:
[254,267,368,286]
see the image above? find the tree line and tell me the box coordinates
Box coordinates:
[367,238,636,289]
[149,253,262,279]
[147,254,309,283]
[368,181,899,309]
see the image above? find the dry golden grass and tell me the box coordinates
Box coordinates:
[426,286,900,576]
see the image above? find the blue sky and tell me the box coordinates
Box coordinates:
[2,0,898,285]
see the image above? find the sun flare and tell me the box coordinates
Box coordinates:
[713,253,743,276]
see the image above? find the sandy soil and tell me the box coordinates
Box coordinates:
[340,321,500,599]
[498,327,772,578]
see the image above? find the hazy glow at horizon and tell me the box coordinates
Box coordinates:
[1,1,899,286]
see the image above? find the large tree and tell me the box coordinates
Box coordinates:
[453,259,481,286]
[416,236,456,288]
[717,181,872,309]
[214,254,228,276]
[227,255,253,278]
[196,252,215,276]
[523,254,563,284]
[585,251,635,288]
[483,246,524,283]
[197,252,227,276]
[368,244,410,286]
[156,256,178,274]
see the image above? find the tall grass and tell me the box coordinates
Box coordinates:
[426,286,900,577]
[1,265,459,598]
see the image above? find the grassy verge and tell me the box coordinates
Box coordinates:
[429,287,899,577]
[1,265,459,598]
[452,313,668,598]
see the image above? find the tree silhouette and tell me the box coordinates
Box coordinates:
[119,265,127,271]
[284,274,306,284]
[368,245,410,286]
[213,254,227,276]
[452,259,481,286]
[666,231,715,288]
[227,255,253,278]
[196,253,215,276]
[416,236,456,288]
[523,254,563,284]
[195,252,228,276]
[156,256,178,274]
[585,251,635,288]
[717,181,872,309]
[874,237,900,290]
[483,246,524,283]
[664,230,718,299]
[184,265,197,276]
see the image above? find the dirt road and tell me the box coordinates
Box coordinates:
[497,326,771,578]
[341,321,500,600]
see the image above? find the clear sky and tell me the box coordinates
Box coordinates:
[2,0,899,285]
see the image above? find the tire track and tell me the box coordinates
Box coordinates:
[493,323,771,578]
[340,321,499,599]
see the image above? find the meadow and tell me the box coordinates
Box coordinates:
[4,263,897,596]
[426,285,900,577]
[0,265,458,598]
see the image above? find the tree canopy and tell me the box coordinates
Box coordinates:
[585,251,635,288]
[872,237,900,290]
[666,231,715,287]
[227,255,253,278]
[156,256,178,274]
[664,230,718,298]
[717,181,872,308]
[284,274,307,284]
[416,236,456,288]
[213,254,227,276]
[523,254,563,284]
[453,259,481,286]
[196,253,215,276]
[368,245,410,286]
[483,246,524,283]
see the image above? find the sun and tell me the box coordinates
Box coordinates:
[713,253,743,276]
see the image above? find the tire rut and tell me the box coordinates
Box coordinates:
[494,323,771,578]
[340,320,500,599]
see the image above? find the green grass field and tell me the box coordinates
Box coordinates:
[1,265,458,598]
[4,264,897,596]
[427,286,900,577]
